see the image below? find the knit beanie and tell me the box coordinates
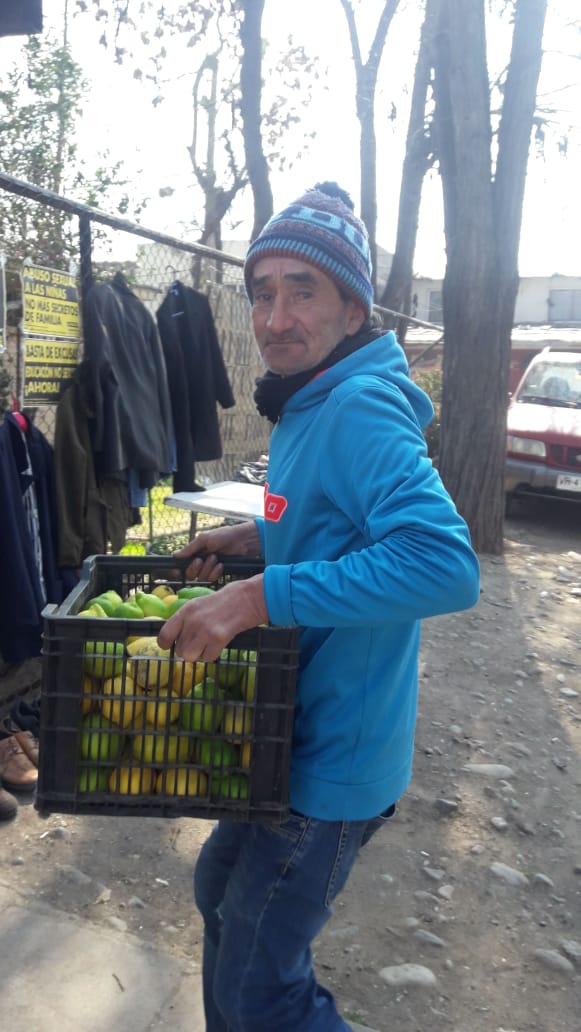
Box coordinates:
[244,181,373,318]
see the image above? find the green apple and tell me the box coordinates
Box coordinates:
[216,648,246,690]
[179,678,224,734]
[78,602,109,618]
[131,728,191,765]
[195,737,238,768]
[165,597,190,617]
[177,585,215,600]
[78,767,109,792]
[83,640,125,679]
[87,592,121,616]
[113,601,145,619]
[134,591,170,618]
[239,651,258,702]
[80,713,124,762]
[211,772,248,800]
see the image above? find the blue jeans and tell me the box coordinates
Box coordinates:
[194,805,396,1031]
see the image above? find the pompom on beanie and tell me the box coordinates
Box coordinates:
[244,181,373,318]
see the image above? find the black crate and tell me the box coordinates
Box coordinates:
[36,555,299,823]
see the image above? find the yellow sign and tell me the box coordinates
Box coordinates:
[23,338,79,404]
[21,263,80,404]
[22,265,80,339]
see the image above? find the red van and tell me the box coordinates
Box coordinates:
[505,348,581,511]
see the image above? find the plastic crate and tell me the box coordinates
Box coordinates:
[36,555,299,823]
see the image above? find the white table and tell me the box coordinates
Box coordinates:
[164,481,264,522]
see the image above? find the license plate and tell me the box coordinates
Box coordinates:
[556,473,581,493]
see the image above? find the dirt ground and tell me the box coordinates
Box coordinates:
[1,498,580,1032]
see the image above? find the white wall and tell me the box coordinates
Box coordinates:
[408,274,581,327]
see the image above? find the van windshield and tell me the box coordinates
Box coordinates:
[517,360,581,409]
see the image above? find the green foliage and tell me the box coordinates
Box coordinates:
[412,366,442,462]
[0,33,147,267]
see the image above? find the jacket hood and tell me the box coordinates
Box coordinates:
[285,330,435,431]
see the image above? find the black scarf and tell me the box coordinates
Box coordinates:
[254,324,383,424]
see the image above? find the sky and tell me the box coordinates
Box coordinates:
[1,0,579,279]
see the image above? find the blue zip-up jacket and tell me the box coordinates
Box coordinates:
[255,331,480,821]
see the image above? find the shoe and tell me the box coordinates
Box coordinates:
[0,785,18,822]
[1,719,39,768]
[0,733,38,793]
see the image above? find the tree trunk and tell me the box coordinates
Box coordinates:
[339,0,399,294]
[433,0,547,555]
[359,89,378,287]
[239,0,273,240]
[379,0,435,342]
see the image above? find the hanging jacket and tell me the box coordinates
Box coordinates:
[83,271,173,488]
[0,414,62,662]
[53,362,131,569]
[157,282,235,489]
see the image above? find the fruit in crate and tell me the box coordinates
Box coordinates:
[144,688,181,727]
[239,651,258,702]
[80,712,125,762]
[78,602,109,618]
[211,772,249,800]
[179,678,225,734]
[134,591,170,619]
[130,728,191,765]
[195,737,238,768]
[87,590,123,616]
[171,660,204,696]
[215,648,246,690]
[109,765,156,794]
[151,584,175,600]
[165,596,190,617]
[83,640,125,679]
[221,702,254,741]
[126,636,172,689]
[177,585,215,600]
[78,767,109,792]
[101,674,145,728]
[155,767,208,796]
[112,601,145,619]
[240,742,252,769]
[82,675,96,716]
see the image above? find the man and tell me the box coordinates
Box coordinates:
[158,182,480,1031]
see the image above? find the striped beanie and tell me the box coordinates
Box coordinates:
[244,182,373,318]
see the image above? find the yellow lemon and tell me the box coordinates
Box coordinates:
[82,675,96,716]
[171,660,205,696]
[126,637,172,690]
[221,703,254,742]
[109,765,155,795]
[155,767,208,796]
[144,689,181,727]
[151,584,175,600]
[131,729,191,765]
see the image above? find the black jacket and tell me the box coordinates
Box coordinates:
[83,272,173,489]
[157,283,235,490]
[0,415,62,662]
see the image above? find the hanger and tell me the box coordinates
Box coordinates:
[12,395,28,432]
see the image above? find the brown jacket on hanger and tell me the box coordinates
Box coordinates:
[54,362,130,569]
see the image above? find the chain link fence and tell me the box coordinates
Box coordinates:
[0,174,271,553]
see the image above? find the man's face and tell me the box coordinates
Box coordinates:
[250,257,365,376]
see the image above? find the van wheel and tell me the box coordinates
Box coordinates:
[505,492,516,518]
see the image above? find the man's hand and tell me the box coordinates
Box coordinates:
[157,574,268,662]
[174,521,262,582]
